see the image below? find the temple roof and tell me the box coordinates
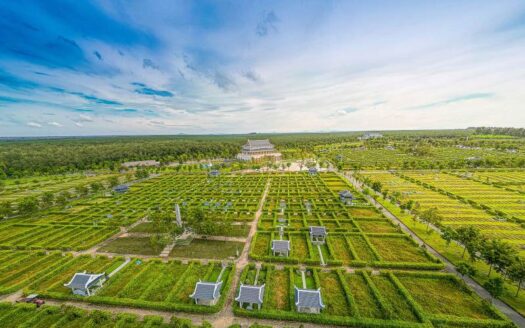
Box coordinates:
[64,272,105,290]
[190,281,223,300]
[235,284,265,304]
[271,240,291,252]
[309,226,327,237]
[295,287,325,309]
[242,139,275,151]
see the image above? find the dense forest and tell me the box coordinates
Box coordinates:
[0,132,375,177]
[473,127,525,138]
[0,128,520,178]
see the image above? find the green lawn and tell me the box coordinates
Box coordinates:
[169,239,244,259]
[98,237,160,255]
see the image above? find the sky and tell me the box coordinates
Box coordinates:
[1,0,525,137]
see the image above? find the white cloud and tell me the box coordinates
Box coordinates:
[27,122,42,128]
[77,114,93,122]
[2,1,525,136]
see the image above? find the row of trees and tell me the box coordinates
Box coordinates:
[474,127,525,138]
[417,208,525,298]
[362,177,525,298]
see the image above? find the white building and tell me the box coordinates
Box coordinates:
[359,132,383,140]
[236,139,281,161]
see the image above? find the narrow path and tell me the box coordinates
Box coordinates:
[108,257,130,277]
[213,179,272,327]
[344,172,525,327]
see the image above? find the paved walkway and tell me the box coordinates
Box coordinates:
[345,172,525,327]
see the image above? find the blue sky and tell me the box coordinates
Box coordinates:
[1,0,524,136]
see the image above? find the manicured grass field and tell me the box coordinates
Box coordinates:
[99,237,160,255]
[169,239,244,259]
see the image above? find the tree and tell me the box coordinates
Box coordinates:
[56,191,70,207]
[371,181,382,193]
[508,257,525,297]
[456,226,481,259]
[441,227,457,248]
[483,277,504,301]
[135,169,149,179]
[41,191,55,208]
[18,197,39,214]
[456,262,477,277]
[184,207,227,236]
[75,185,89,197]
[90,182,103,194]
[419,207,442,232]
[108,176,119,188]
[0,201,13,219]
[481,239,516,277]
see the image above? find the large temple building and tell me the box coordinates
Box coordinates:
[236,139,282,161]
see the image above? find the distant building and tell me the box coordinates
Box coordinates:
[64,272,107,296]
[309,226,327,244]
[121,160,160,168]
[294,287,325,314]
[113,185,129,193]
[189,281,223,306]
[359,132,383,140]
[339,190,354,205]
[235,284,265,310]
[236,139,281,161]
[271,240,290,257]
[308,167,318,175]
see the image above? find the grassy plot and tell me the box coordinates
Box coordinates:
[356,219,399,233]
[99,237,160,256]
[29,255,123,294]
[267,268,291,311]
[396,273,498,319]
[317,271,351,316]
[169,239,244,259]
[343,272,383,318]
[368,235,431,263]
[32,257,233,313]
[369,275,418,322]
[0,251,72,294]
